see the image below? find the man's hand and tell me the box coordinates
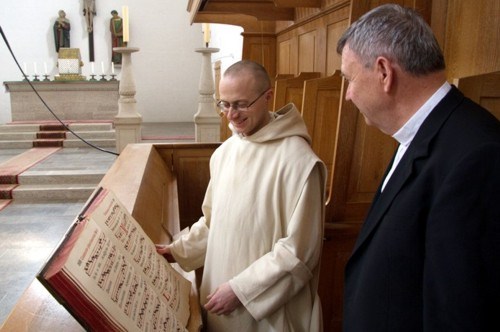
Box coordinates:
[155,244,176,263]
[205,282,241,316]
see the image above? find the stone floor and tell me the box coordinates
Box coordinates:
[0,122,195,326]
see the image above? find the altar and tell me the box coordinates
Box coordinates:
[3,80,119,122]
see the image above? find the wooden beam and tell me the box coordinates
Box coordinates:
[203,2,295,20]
[273,0,321,7]
[187,0,203,24]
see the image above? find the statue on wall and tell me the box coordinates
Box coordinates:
[110,10,123,64]
[83,0,96,33]
[53,10,71,53]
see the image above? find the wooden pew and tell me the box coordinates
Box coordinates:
[453,71,500,120]
[0,143,219,332]
[273,72,321,111]
[301,72,343,204]
[275,74,294,80]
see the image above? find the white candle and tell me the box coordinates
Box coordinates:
[122,6,129,43]
[91,62,95,74]
[101,61,105,74]
[203,23,211,45]
[111,62,115,74]
[44,62,48,75]
[34,62,38,75]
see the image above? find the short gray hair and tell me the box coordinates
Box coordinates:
[337,4,445,75]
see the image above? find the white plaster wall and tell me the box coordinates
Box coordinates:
[0,0,242,124]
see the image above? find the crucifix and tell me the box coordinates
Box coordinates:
[83,0,96,62]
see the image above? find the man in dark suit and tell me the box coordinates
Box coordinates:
[337,4,500,331]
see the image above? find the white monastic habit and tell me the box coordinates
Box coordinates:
[170,104,326,331]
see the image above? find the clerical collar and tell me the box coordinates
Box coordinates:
[392,81,452,147]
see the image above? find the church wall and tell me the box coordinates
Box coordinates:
[0,0,234,124]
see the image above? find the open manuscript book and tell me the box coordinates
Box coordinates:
[37,188,192,331]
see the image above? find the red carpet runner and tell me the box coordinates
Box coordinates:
[0,147,61,210]
[33,124,67,147]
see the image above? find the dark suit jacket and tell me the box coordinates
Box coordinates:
[343,86,500,332]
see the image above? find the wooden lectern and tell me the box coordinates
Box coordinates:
[0,143,219,331]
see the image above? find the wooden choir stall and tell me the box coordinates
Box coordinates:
[2,0,499,331]
[0,143,219,332]
[194,0,499,330]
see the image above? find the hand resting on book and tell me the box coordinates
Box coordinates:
[155,244,176,263]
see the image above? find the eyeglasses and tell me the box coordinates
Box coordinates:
[216,89,269,115]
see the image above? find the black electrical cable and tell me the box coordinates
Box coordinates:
[0,25,119,156]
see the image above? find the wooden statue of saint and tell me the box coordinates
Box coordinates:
[110,10,123,65]
[53,10,71,53]
[83,0,96,33]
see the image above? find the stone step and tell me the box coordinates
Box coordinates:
[66,130,115,139]
[68,123,114,131]
[0,132,37,141]
[0,124,40,132]
[12,183,97,202]
[0,120,117,149]
[64,138,116,148]
[17,170,106,185]
[0,141,33,149]
[14,169,104,203]
[0,131,115,141]
[0,123,114,132]
[37,131,66,139]
[0,138,116,149]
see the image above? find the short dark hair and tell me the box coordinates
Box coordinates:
[337,4,445,75]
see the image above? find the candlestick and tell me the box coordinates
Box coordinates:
[101,61,105,74]
[44,62,48,75]
[111,62,115,74]
[122,6,129,43]
[91,62,95,74]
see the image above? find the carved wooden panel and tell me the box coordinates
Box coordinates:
[278,39,293,74]
[326,19,348,75]
[444,0,500,79]
[170,145,219,230]
[298,30,317,72]
[326,93,398,223]
[273,72,321,111]
[276,4,350,77]
[318,222,361,332]
[242,33,277,78]
[301,73,343,202]
[454,71,500,120]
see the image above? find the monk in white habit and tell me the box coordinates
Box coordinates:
[157,60,326,331]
